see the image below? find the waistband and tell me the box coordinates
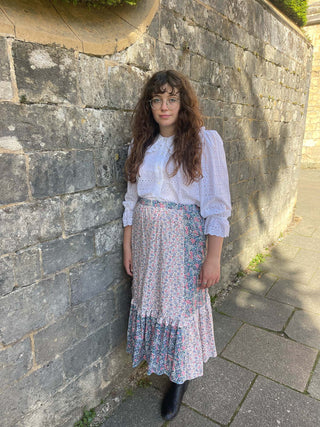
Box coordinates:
[138,198,200,213]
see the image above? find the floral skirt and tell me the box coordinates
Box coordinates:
[126,198,217,384]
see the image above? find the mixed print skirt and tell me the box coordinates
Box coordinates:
[126,198,217,384]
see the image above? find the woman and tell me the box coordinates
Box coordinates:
[122,70,231,421]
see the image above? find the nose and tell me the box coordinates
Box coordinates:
[160,99,169,111]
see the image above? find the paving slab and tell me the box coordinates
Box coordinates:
[291,248,320,269]
[285,309,320,349]
[231,376,320,427]
[239,272,278,296]
[307,358,320,400]
[101,386,163,426]
[261,256,317,283]
[222,324,318,392]
[183,356,255,425]
[309,268,320,287]
[279,233,320,253]
[267,278,320,314]
[148,373,169,393]
[293,220,318,237]
[169,404,219,426]
[266,243,300,260]
[313,228,320,239]
[217,288,293,331]
[212,311,242,354]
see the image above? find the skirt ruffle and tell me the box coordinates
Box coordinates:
[127,299,217,383]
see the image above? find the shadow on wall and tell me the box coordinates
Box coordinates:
[195,3,312,274]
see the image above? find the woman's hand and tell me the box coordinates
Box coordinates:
[198,235,224,289]
[123,245,133,277]
[199,257,220,289]
[123,226,133,277]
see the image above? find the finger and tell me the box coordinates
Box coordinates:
[199,268,203,283]
[129,261,133,276]
[200,279,209,289]
[125,262,133,277]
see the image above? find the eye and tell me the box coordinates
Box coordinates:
[151,98,161,105]
[168,98,178,104]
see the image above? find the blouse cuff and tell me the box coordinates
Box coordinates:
[204,216,230,237]
[122,209,133,227]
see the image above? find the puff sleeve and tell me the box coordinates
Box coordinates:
[199,130,231,237]
[122,143,138,227]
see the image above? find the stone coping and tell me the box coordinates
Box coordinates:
[0,0,159,55]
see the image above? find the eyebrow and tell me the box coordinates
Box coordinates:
[152,92,180,97]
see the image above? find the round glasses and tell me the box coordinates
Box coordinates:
[149,97,180,110]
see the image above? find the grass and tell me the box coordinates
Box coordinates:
[247,249,270,272]
[74,408,96,427]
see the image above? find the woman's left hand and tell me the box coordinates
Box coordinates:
[198,257,220,289]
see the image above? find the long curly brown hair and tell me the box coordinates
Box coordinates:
[125,70,204,184]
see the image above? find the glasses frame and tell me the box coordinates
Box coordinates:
[148,97,180,110]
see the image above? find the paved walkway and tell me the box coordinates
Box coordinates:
[101,168,320,426]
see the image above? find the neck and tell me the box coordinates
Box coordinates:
[159,125,175,138]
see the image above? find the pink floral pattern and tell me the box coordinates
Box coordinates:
[126,198,217,384]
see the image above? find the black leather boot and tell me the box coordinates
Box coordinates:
[161,380,189,421]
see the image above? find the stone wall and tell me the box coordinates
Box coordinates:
[303,0,320,167]
[0,0,312,425]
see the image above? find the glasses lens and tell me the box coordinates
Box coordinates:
[150,98,179,110]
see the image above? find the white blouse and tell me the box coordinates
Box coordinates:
[122,128,231,237]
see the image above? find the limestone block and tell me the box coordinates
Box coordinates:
[70,252,124,306]
[19,363,103,427]
[12,41,78,104]
[66,108,132,149]
[124,34,156,71]
[62,188,123,235]
[110,312,129,350]
[79,54,108,107]
[34,289,115,365]
[0,38,13,100]
[0,255,14,296]
[0,359,64,427]
[0,103,69,152]
[0,273,69,345]
[41,233,95,275]
[146,10,159,39]
[200,99,223,119]
[154,40,191,76]
[14,246,41,288]
[0,199,62,256]
[94,145,127,188]
[204,117,223,136]
[159,8,199,53]
[0,153,28,205]
[63,325,110,379]
[224,118,243,142]
[114,280,131,317]
[190,55,213,83]
[0,338,32,388]
[95,219,123,256]
[161,0,186,16]
[29,150,95,198]
[107,65,146,110]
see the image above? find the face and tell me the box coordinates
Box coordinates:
[150,83,180,136]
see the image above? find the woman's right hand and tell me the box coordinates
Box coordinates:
[123,245,133,277]
[123,226,133,277]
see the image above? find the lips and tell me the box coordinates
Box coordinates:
[159,115,171,118]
